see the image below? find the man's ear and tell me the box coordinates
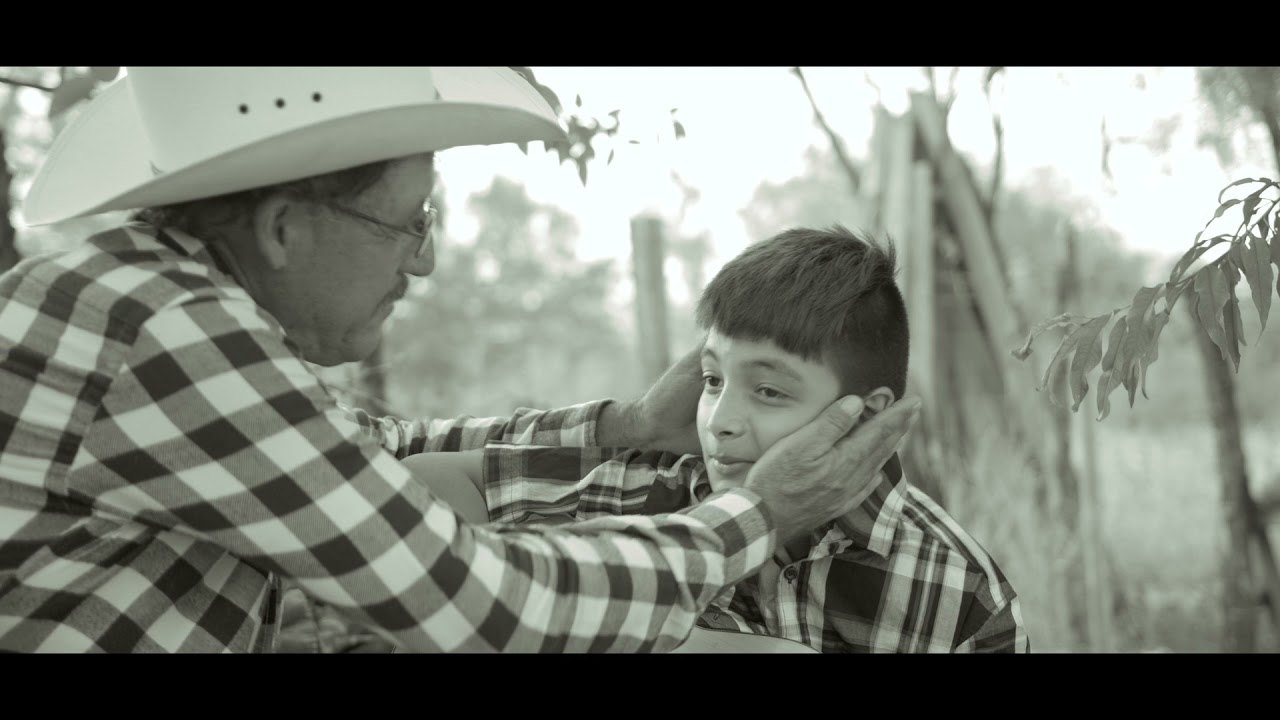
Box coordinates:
[861,387,898,418]
[251,194,312,271]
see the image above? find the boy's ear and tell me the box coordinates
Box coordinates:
[860,387,897,418]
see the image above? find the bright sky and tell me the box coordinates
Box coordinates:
[434,67,1274,304]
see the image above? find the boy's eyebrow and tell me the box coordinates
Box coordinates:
[701,347,804,382]
[749,359,803,382]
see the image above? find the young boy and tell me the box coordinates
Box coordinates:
[410,225,1029,653]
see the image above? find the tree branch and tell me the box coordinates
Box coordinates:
[863,71,882,105]
[984,90,1005,224]
[790,67,861,194]
[0,76,55,92]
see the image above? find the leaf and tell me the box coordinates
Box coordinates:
[1139,310,1171,400]
[577,161,588,187]
[673,120,686,140]
[607,149,615,166]
[1068,315,1111,411]
[1171,234,1230,284]
[1244,233,1272,336]
[1240,188,1264,228]
[608,109,621,120]
[1223,240,1244,285]
[1217,177,1259,204]
[1222,293,1244,371]
[1123,362,1141,408]
[1040,324,1085,405]
[89,66,120,82]
[1193,266,1229,355]
[48,75,97,118]
[1221,250,1245,357]
[1095,317,1129,420]
[1012,313,1089,360]
[575,94,582,108]
[516,141,528,155]
[1192,199,1242,247]
[1164,275,1190,312]
[1120,285,1160,383]
[1272,217,1280,296]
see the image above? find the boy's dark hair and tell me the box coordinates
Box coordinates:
[695,224,909,400]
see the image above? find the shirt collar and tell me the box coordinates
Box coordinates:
[832,453,907,559]
[126,221,240,285]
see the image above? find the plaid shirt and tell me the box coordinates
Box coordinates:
[483,445,1031,653]
[0,223,777,653]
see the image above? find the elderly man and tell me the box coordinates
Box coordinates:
[0,67,920,652]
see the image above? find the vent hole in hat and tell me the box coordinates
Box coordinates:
[239,104,249,114]
[312,92,322,102]
[276,98,286,109]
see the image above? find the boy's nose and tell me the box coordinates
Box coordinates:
[707,397,745,438]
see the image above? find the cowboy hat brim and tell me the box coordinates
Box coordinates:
[22,67,568,226]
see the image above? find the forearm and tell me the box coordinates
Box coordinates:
[344,399,616,458]
[592,399,644,448]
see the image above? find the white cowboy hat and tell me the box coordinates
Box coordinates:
[22,67,567,226]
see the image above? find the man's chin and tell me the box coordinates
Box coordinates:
[306,330,383,367]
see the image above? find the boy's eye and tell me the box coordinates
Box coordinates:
[757,386,788,401]
[702,374,722,389]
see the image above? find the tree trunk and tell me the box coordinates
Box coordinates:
[1187,301,1256,652]
[0,128,20,273]
[1263,112,1280,183]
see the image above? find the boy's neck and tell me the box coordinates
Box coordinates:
[777,533,815,564]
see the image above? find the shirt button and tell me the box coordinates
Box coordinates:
[783,567,798,582]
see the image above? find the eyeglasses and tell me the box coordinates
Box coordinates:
[325,201,437,259]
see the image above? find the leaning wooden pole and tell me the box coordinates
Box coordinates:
[910,91,1051,477]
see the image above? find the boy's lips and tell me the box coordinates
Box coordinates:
[709,455,754,476]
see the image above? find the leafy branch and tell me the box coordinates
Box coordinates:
[1013,177,1280,420]
[508,67,684,186]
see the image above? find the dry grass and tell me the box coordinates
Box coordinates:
[943,412,1280,653]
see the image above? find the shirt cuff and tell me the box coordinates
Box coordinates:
[681,488,776,587]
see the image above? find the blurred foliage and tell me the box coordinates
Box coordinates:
[1196,68,1280,172]
[376,177,643,419]
[739,146,874,241]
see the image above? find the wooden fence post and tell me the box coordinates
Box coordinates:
[631,214,671,385]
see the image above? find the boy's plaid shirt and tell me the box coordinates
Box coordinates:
[483,445,1031,653]
[0,224,777,653]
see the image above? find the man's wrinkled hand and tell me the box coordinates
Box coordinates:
[598,341,705,454]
